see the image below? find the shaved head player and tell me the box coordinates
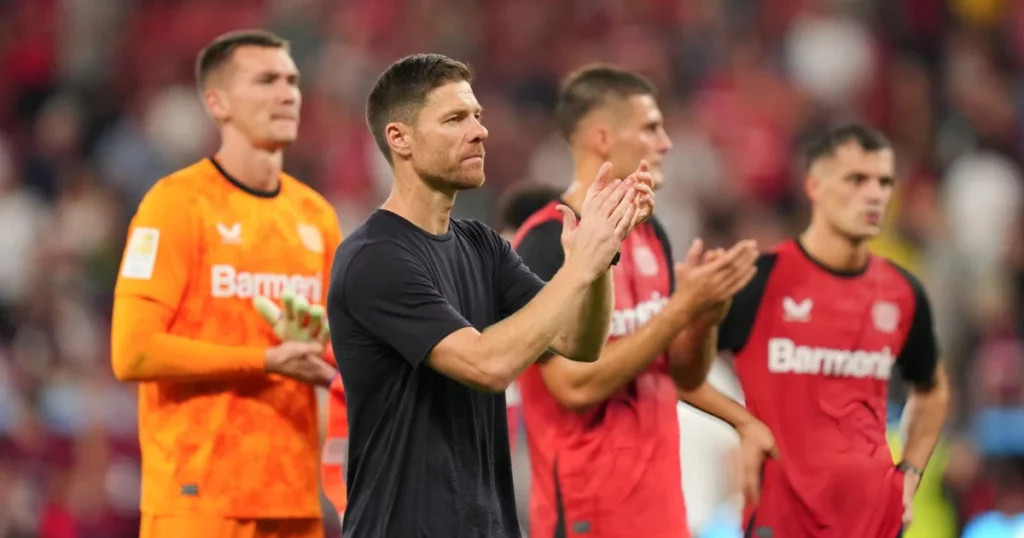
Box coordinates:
[326,53,654,538]
[686,123,950,537]
[112,30,342,538]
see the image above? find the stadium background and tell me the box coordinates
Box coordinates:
[0,0,1023,536]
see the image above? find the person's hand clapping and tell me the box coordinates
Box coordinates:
[558,162,650,283]
[672,238,759,322]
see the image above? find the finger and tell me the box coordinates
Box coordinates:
[307,305,325,339]
[591,161,614,192]
[721,265,758,298]
[598,178,634,217]
[282,290,297,321]
[294,341,324,356]
[614,197,639,238]
[684,238,703,267]
[708,241,753,272]
[318,320,331,344]
[584,163,616,206]
[555,204,578,234]
[609,185,638,226]
[293,295,311,328]
[632,179,655,198]
[252,295,282,326]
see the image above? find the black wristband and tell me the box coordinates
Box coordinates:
[609,251,621,267]
[896,461,923,477]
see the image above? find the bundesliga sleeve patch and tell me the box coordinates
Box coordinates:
[121,227,161,280]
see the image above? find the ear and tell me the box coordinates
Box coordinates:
[804,173,819,203]
[591,123,613,159]
[386,122,413,160]
[204,88,230,123]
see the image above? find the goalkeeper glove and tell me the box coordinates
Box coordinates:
[253,289,331,344]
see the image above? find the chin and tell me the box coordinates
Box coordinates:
[449,172,485,190]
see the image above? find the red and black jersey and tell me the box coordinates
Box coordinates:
[719,239,939,538]
[512,201,690,538]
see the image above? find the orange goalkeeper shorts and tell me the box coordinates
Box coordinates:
[140,514,323,538]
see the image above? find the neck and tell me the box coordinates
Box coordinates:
[562,153,605,213]
[799,220,870,273]
[215,130,283,193]
[381,164,456,235]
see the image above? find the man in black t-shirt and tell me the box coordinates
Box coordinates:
[326,53,655,538]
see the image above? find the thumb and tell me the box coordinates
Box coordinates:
[638,159,649,173]
[556,204,578,234]
[297,341,325,355]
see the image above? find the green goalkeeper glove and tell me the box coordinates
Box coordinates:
[253,289,330,344]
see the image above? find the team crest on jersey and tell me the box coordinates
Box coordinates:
[872,301,900,333]
[297,223,324,253]
[632,244,660,276]
[782,297,812,322]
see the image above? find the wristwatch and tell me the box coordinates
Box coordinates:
[896,461,923,478]
[609,251,621,267]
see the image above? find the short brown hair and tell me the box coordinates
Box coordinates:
[366,53,474,164]
[555,65,657,141]
[195,30,289,90]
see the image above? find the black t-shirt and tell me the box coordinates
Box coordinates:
[327,209,545,538]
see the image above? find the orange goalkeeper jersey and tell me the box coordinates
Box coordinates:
[113,158,342,519]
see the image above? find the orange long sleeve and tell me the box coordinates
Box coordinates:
[111,295,266,382]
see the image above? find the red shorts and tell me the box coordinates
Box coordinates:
[744,460,904,538]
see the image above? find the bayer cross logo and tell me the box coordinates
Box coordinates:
[872,301,900,334]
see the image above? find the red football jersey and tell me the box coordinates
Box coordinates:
[719,239,939,538]
[513,202,690,538]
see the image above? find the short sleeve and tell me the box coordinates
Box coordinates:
[891,264,940,388]
[514,220,564,282]
[718,253,777,354]
[341,242,472,368]
[114,181,197,310]
[648,217,675,292]
[494,232,546,318]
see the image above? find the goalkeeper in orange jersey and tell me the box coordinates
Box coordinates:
[111,30,343,538]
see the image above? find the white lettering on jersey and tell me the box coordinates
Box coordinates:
[609,293,669,338]
[767,337,895,380]
[210,264,322,302]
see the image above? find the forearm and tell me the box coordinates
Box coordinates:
[550,270,614,362]
[901,368,950,472]
[475,267,593,381]
[677,381,755,429]
[545,296,698,409]
[668,316,719,390]
[111,295,266,382]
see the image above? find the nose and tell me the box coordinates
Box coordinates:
[469,116,488,144]
[862,177,887,203]
[657,127,672,153]
[278,81,299,105]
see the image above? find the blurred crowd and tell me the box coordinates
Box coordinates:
[2,0,1024,536]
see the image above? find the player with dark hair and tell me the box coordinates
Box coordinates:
[112,30,342,538]
[685,123,950,537]
[327,53,654,538]
[512,64,767,538]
